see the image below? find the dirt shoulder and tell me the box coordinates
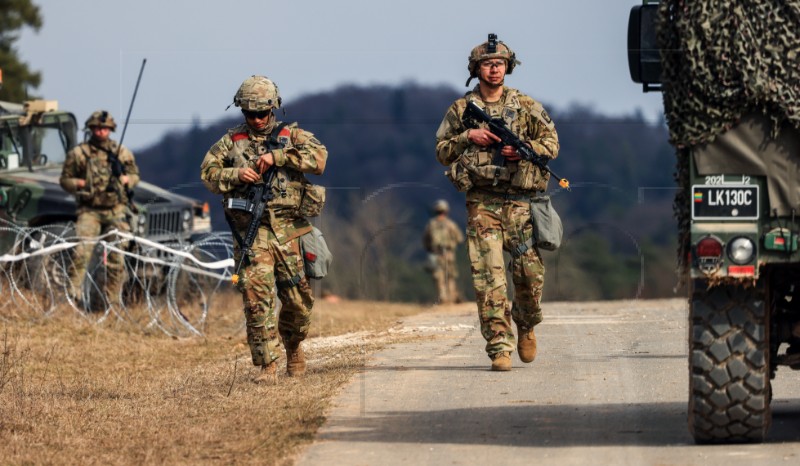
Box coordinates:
[0,299,456,465]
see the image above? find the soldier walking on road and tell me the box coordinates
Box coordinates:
[423,199,464,305]
[60,110,140,309]
[435,34,560,371]
[201,76,328,382]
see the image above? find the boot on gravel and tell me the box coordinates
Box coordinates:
[253,359,278,384]
[491,351,512,371]
[517,326,537,363]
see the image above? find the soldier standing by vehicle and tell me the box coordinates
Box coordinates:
[60,110,140,309]
[435,34,560,371]
[201,76,327,382]
[423,199,464,305]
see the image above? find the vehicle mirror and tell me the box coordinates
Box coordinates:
[0,188,7,208]
[627,3,662,91]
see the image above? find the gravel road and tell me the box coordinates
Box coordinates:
[299,299,800,465]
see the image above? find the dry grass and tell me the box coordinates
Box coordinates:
[0,295,435,465]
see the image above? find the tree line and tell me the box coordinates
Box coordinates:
[135,83,679,303]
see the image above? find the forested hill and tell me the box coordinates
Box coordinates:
[137,83,679,302]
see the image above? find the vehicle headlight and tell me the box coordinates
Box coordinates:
[182,209,192,231]
[727,236,755,265]
[136,214,147,235]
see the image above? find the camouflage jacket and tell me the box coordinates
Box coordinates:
[200,121,327,244]
[435,86,559,193]
[423,216,464,253]
[59,140,140,210]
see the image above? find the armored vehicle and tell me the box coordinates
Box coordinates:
[629,0,800,443]
[0,99,211,264]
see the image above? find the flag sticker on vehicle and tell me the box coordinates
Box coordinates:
[691,185,759,220]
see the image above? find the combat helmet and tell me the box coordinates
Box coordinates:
[466,33,521,86]
[84,110,117,131]
[232,75,282,111]
[433,199,449,214]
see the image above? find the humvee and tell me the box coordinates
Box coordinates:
[629,0,800,443]
[0,98,211,301]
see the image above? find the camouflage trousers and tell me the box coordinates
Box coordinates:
[68,205,130,305]
[236,226,314,367]
[466,191,545,357]
[432,249,460,304]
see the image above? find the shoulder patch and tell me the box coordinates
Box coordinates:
[231,132,249,142]
[529,99,555,130]
[279,126,291,138]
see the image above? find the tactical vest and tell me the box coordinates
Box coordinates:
[223,123,323,227]
[75,142,129,208]
[447,89,548,193]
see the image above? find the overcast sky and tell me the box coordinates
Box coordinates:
[18,0,664,151]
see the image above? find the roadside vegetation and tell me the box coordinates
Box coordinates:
[0,294,436,465]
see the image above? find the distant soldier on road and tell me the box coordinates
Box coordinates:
[423,199,463,305]
[201,76,328,382]
[60,110,140,309]
[435,34,560,371]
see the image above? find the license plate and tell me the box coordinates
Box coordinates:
[692,185,758,220]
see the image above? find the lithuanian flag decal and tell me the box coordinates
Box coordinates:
[694,192,703,203]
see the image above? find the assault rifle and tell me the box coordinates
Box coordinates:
[464,101,570,191]
[95,142,133,208]
[226,166,278,285]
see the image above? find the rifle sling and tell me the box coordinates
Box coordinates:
[224,210,247,250]
[226,122,290,268]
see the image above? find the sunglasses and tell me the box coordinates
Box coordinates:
[242,109,271,119]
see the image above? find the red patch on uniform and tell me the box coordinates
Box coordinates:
[231,132,248,142]
[279,127,291,138]
[304,252,317,262]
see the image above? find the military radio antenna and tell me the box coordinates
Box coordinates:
[118,58,147,148]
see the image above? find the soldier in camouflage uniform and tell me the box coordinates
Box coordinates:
[435,34,560,371]
[200,76,327,382]
[60,110,140,308]
[423,199,464,304]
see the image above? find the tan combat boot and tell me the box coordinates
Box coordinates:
[286,342,307,377]
[518,326,537,363]
[490,351,512,371]
[253,359,278,384]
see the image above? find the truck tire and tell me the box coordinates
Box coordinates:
[688,281,771,443]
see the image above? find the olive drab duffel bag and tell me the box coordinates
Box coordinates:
[530,195,563,251]
[300,226,332,279]
[509,195,563,259]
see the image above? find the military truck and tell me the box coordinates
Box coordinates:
[0,97,211,294]
[629,0,800,443]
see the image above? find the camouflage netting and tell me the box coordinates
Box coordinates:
[657,0,800,272]
[658,0,800,147]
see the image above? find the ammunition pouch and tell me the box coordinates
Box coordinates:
[469,164,510,186]
[448,155,550,193]
[511,160,548,191]
[298,184,326,218]
[266,170,304,210]
[445,159,474,192]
